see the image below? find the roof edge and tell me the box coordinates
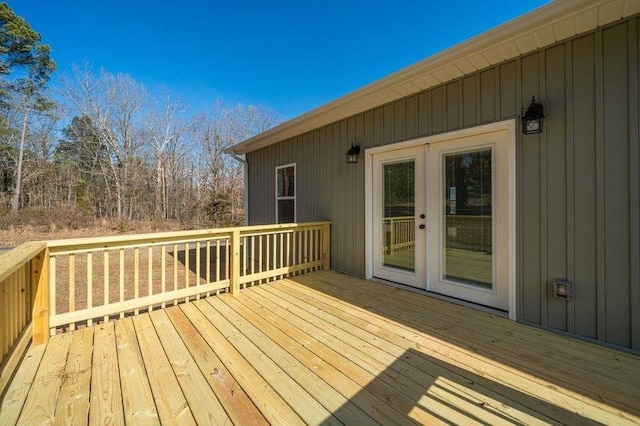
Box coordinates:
[228,0,636,155]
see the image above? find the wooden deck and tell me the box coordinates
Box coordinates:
[2,270,639,425]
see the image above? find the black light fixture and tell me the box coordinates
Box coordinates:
[522,96,545,135]
[346,142,361,164]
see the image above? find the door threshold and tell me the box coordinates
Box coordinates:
[371,277,508,318]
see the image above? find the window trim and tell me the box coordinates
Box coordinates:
[275,163,296,223]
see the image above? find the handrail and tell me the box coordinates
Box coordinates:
[0,241,46,282]
[46,221,330,252]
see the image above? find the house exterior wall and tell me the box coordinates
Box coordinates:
[246,17,640,351]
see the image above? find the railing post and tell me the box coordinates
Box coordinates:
[32,248,50,345]
[230,230,241,294]
[322,222,331,271]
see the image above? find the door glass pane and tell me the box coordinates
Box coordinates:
[442,149,492,288]
[382,160,415,271]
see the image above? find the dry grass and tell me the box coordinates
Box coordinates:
[0,219,184,247]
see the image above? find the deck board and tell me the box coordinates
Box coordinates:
[164,306,269,426]
[149,309,230,425]
[89,322,124,425]
[258,281,551,424]
[114,317,159,425]
[179,302,305,426]
[195,297,339,425]
[216,293,384,425]
[2,270,640,425]
[0,343,46,425]
[302,274,640,392]
[248,283,554,425]
[132,314,196,425]
[284,273,640,422]
[17,331,71,425]
[53,327,93,426]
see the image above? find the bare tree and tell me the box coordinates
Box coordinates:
[61,65,147,218]
[143,92,191,219]
[2,63,281,227]
[195,103,279,225]
[21,107,58,208]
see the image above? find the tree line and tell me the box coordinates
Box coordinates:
[0,3,278,227]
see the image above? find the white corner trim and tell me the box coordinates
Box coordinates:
[507,121,517,321]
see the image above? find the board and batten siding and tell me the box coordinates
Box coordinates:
[246,17,640,351]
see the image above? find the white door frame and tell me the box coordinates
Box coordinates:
[364,120,517,320]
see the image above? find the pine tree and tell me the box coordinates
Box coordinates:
[0,2,55,210]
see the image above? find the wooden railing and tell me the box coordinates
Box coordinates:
[444,215,492,250]
[383,216,415,254]
[0,242,48,395]
[0,222,329,396]
[47,222,330,333]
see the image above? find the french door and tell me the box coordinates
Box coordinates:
[371,128,512,311]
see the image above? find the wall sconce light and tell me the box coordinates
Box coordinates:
[522,96,545,135]
[346,143,361,164]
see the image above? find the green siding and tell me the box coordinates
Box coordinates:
[603,23,631,347]
[546,43,568,332]
[572,33,598,340]
[246,17,640,351]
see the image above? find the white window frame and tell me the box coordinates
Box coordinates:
[275,163,296,223]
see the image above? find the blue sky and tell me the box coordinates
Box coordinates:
[11,0,551,119]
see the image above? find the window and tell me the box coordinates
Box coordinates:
[276,164,295,223]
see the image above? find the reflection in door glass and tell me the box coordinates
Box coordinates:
[382,161,415,272]
[443,149,492,288]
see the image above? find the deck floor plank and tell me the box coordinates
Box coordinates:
[278,273,640,424]
[132,314,196,425]
[208,295,375,425]
[114,317,159,425]
[384,282,640,382]
[164,305,269,426]
[195,297,341,425]
[301,272,640,382]
[218,293,396,425]
[17,332,71,425]
[89,322,124,425]
[179,302,305,426]
[53,327,94,426]
[149,309,231,425]
[4,270,640,425]
[265,280,609,424]
[0,343,46,425]
[293,273,640,401]
[237,289,465,425]
[252,282,551,425]
[291,273,640,402]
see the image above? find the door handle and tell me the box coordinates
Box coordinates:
[419,224,426,230]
